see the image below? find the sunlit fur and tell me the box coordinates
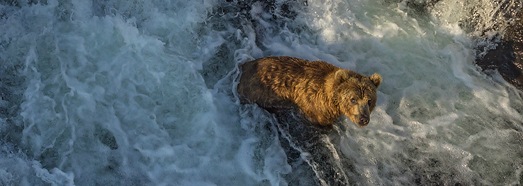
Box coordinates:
[334,73,380,127]
[237,56,382,126]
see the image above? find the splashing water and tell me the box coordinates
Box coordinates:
[0,0,521,185]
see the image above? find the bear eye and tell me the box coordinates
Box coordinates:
[351,98,357,104]
[368,99,372,105]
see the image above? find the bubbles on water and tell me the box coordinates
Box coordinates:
[0,0,298,185]
[281,0,523,185]
[1,0,522,185]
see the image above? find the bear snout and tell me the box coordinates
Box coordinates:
[359,116,369,126]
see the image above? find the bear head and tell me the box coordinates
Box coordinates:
[333,70,382,127]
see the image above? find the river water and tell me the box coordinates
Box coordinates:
[0,0,521,185]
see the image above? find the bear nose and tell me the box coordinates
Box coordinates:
[359,117,369,125]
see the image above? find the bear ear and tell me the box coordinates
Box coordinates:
[369,73,382,87]
[334,70,350,81]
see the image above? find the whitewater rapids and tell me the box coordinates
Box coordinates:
[0,0,521,185]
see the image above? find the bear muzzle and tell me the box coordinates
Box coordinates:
[346,113,370,127]
[356,105,371,127]
[358,115,370,126]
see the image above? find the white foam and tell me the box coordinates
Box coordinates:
[1,0,522,185]
[296,0,523,184]
[0,0,291,185]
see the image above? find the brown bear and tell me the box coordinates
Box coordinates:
[237,56,382,127]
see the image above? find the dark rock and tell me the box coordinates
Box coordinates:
[270,108,355,186]
[404,0,523,90]
[474,0,523,90]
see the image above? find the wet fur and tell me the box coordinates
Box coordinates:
[237,56,381,126]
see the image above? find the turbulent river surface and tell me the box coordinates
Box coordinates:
[1,0,522,185]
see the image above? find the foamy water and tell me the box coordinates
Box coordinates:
[0,0,521,185]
